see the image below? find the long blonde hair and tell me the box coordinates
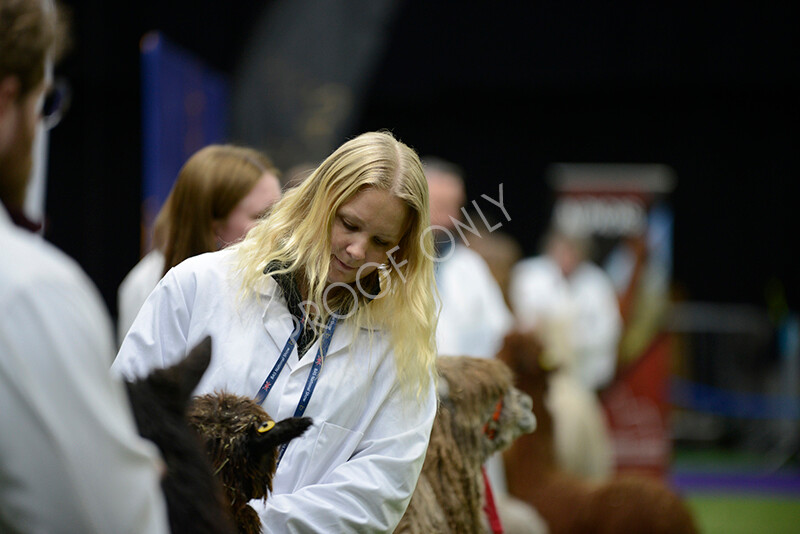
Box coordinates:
[159,144,279,276]
[234,131,437,400]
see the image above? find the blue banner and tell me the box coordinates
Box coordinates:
[140,31,229,252]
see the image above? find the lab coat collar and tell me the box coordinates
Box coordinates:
[258,276,299,370]
[255,269,283,298]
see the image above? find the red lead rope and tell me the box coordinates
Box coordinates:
[482,465,503,534]
[482,399,505,533]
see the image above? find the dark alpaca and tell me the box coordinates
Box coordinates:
[396,355,536,534]
[188,392,312,534]
[125,337,237,534]
[498,330,699,534]
[126,337,313,534]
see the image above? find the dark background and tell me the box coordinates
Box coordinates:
[47,1,799,319]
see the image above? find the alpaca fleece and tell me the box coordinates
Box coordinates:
[188,392,312,534]
[396,356,536,534]
[498,330,699,534]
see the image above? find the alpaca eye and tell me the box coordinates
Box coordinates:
[257,420,275,433]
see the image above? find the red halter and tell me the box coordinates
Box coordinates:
[483,399,504,441]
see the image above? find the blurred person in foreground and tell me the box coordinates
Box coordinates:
[117,144,281,343]
[0,0,169,532]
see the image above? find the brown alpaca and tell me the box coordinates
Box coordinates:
[188,393,312,534]
[498,330,699,534]
[396,355,536,534]
[127,337,312,534]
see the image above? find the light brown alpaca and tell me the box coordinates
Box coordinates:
[396,355,536,534]
[498,330,699,534]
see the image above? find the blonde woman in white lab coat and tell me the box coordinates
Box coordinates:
[113,131,438,533]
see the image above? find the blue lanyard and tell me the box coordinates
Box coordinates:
[254,313,339,462]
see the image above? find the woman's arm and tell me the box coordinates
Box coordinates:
[255,377,437,533]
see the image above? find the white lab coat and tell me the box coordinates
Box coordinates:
[0,205,169,534]
[113,248,437,533]
[435,244,513,359]
[117,248,165,344]
[510,256,622,390]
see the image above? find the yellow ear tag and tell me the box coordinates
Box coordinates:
[257,421,276,433]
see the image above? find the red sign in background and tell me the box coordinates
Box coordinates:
[548,163,676,480]
[601,333,672,478]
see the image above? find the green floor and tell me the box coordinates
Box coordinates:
[674,447,800,534]
[686,494,800,534]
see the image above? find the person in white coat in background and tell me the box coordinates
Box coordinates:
[511,229,622,391]
[423,158,547,534]
[0,1,169,532]
[423,157,513,359]
[113,131,439,533]
[117,144,281,344]
[510,228,621,480]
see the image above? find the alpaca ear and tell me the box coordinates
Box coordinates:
[173,336,213,401]
[253,417,313,450]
